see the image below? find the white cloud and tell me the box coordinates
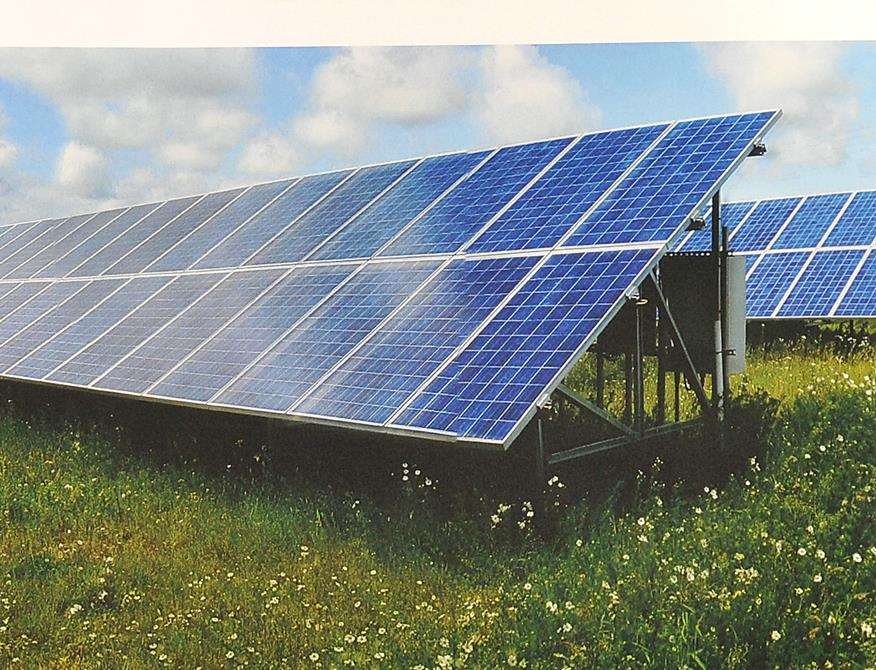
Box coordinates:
[0,48,259,198]
[238,132,302,179]
[0,139,17,170]
[701,43,858,167]
[57,141,111,198]
[475,45,601,144]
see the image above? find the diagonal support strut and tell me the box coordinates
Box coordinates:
[556,383,638,437]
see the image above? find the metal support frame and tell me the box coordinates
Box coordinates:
[711,192,726,451]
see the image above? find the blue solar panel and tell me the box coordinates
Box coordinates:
[295,255,539,424]
[835,252,875,317]
[0,281,88,348]
[393,248,657,443]
[772,193,850,249]
[469,125,669,253]
[0,283,53,324]
[146,180,294,272]
[745,252,810,318]
[69,196,201,277]
[95,269,287,393]
[0,279,125,370]
[193,171,353,270]
[0,219,62,264]
[679,201,756,251]
[248,161,416,266]
[5,209,127,280]
[310,152,490,261]
[35,203,161,278]
[47,273,224,386]
[148,265,358,402]
[777,250,866,318]
[823,191,876,247]
[214,260,442,412]
[106,189,245,275]
[380,138,574,257]
[7,276,172,380]
[0,216,95,277]
[729,198,801,252]
[564,112,776,247]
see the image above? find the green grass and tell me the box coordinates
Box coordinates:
[0,342,874,668]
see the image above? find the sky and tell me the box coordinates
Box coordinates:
[0,42,874,223]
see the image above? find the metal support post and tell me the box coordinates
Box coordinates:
[623,351,633,425]
[595,350,605,409]
[673,370,681,422]
[656,294,667,426]
[711,191,726,451]
[633,297,645,434]
[720,225,731,402]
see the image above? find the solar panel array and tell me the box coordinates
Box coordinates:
[676,189,876,319]
[0,111,778,447]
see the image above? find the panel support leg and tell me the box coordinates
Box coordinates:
[633,296,645,434]
[656,299,667,426]
[711,191,726,450]
[623,351,633,425]
[595,350,605,409]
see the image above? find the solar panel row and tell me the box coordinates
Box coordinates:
[676,189,875,319]
[0,110,779,445]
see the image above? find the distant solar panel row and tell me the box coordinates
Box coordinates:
[674,190,875,319]
[0,111,779,446]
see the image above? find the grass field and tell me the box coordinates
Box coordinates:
[0,332,874,668]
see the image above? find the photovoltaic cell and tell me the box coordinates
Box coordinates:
[728,198,801,252]
[47,273,224,386]
[146,180,294,272]
[7,276,172,380]
[149,265,358,402]
[215,260,442,412]
[380,138,574,257]
[296,255,538,424]
[0,279,125,370]
[194,170,352,270]
[394,249,657,442]
[310,152,490,261]
[248,161,416,266]
[0,216,88,277]
[5,209,127,280]
[0,283,53,323]
[823,191,876,247]
[69,196,202,277]
[778,250,866,318]
[0,281,88,349]
[106,189,245,275]
[745,252,810,318]
[36,204,160,278]
[564,112,777,247]
[772,193,850,249]
[679,201,756,251]
[835,252,875,317]
[96,268,287,393]
[0,220,56,264]
[469,125,668,253]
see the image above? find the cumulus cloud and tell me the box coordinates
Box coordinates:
[701,42,858,167]
[57,141,111,198]
[475,46,601,144]
[238,132,302,178]
[0,106,17,170]
[0,48,259,203]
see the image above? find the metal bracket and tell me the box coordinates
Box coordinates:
[748,142,767,157]
[555,383,637,438]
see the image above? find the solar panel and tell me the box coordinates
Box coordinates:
[0,110,779,447]
[309,151,491,261]
[95,269,287,393]
[69,196,202,277]
[392,249,657,443]
[777,250,866,318]
[380,138,574,257]
[729,197,801,252]
[719,190,875,320]
[214,260,442,412]
[148,265,358,402]
[745,252,810,318]
[7,277,173,380]
[834,251,875,317]
[677,201,756,251]
[247,161,417,266]
[193,170,353,270]
[47,273,225,385]
[295,255,538,424]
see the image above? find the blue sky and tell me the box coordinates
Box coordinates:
[0,42,874,222]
